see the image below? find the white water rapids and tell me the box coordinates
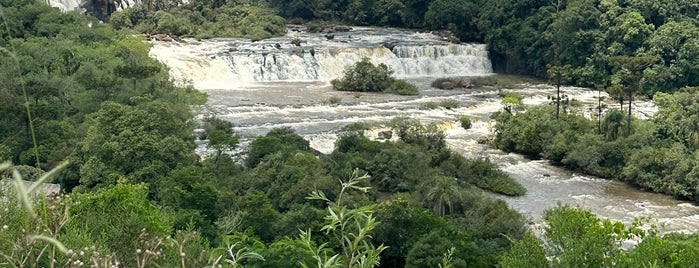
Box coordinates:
[149,27,699,234]
[150,27,491,88]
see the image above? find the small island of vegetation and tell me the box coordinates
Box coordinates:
[331,58,418,96]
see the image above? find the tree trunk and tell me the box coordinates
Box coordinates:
[627,91,632,135]
[556,84,561,119]
[597,87,602,134]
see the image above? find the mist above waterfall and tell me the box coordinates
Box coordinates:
[149,27,493,89]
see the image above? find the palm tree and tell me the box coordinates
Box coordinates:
[601,109,627,141]
[426,176,462,217]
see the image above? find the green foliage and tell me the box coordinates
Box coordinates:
[0,162,71,267]
[494,105,560,156]
[654,88,699,150]
[386,79,419,95]
[424,0,480,41]
[246,127,310,168]
[423,102,438,109]
[458,115,471,130]
[438,99,459,110]
[245,136,284,169]
[331,58,392,92]
[500,204,661,268]
[77,101,198,189]
[331,58,418,95]
[601,109,628,140]
[437,153,525,196]
[501,92,524,114]
[405,231,469,268]
[0,0,205,193]
[425,176,462,217]
[495,87,699,200]
[233,191,282,243]
[111,1,286,40]
[67,183,172,266]
[499,232,548,268]
[299,169,387,268]
[617,233,699,268]
[158,165,222,242]
[323,95,342,105]
[371,196,445,267]
[388,117,446,152]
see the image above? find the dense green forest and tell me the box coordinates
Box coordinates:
[3,0,699,267]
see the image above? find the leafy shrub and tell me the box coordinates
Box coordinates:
[501,93,525,113]
[424,102,439,109]
[389,117,446,151]
[246,127,310,168]
[306,21,324,32]
[438,154,526,196]
[459,115,472,129]
[471,76,499,87]
[332,58,418,95]
[439,99,459,109]
[332,58,393,92]
[114,2,286,40]
[324,96,342,105]
[387,79,419,95]
[68,183,172,266]
[471,76,521,89]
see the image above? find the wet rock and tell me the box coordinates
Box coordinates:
[152,34,172,42]
[477,136,490,144]
[440,81,456,90]
[433,30,461,44]
[461,79,473,89]
[325,34,335,40]
[377,130,393,140]
[334,25,352,32]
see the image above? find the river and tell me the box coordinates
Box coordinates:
[149,27,699,234]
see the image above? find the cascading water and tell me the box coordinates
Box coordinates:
[149,27,699,234]
[46,0,156,12]
[220,43,491,82]
[149,27,493,89]
[46,0,82,11]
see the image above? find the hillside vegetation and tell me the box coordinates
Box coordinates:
[3,0,699,267]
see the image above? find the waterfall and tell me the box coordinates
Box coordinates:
[46,0,82,11]
[46,0,160,12]
[149,28,494,89]
[219,44,492,82]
